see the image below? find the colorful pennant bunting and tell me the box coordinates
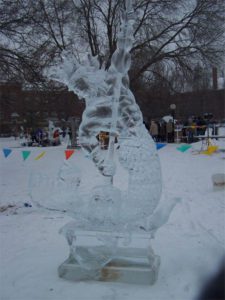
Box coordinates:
[35,151,46,161]
[177,144,191,152]
[3,148,12,158]
[5,143,216,160]
[22,150,31,161]
[65,149,75,160]
[156,143,166,150]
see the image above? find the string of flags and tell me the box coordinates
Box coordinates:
[2,148,75,161]
[155,142,192,152]
[2,142,219,161]
[2,144,167,161]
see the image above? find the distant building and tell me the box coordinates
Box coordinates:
[0,82,85,135]
[138,88,225,122]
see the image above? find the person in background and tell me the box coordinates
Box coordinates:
[67,127,72,142]
[53,129,60,146]
[159,120,167,142]
[35,128,43,145]
[196,116,206,136]
[99,131,109,149]
[41,132,47,146]
[150,120,159,142]
[186,117,195,143]
[62,127,66,138]
[166,120,173,143]
[211,118,219,137]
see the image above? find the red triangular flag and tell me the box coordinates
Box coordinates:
[65,149,75,160]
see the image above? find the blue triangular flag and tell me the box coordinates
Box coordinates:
[3,148,12,158]
[156,143,166,150]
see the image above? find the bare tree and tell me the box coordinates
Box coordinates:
[1,0,224,91]
[69,0,225,85]
[0,0,38,82]
[0,0,76,85]
[131,0,225,86]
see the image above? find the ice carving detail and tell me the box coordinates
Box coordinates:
[48,0,162,225]
[45,0,178,284]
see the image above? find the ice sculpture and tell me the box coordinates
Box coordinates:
[46,0,178,285]
[48,120,55,141]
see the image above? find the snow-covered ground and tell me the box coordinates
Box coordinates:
[0,137,224,300]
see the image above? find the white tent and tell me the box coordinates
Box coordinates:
[162,115,173,123]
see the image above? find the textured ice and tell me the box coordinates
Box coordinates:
[44,0,178,280]
[29,161,82,213]
[47,1,162,227]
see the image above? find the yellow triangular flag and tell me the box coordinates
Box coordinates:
[35,151,46,160]
[201,145,218,155]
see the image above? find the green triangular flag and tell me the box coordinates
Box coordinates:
[177,144,191,152]
[22,150,31,161]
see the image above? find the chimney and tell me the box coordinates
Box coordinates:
[212,67,218,90]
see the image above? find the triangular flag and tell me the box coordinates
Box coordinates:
[35,151,46,161]
[177,144,191,152]
[22,150,31,161]
[201,145,218,155]
[65,149,75,160]
[156,143,166,150]
[3,148,12,158]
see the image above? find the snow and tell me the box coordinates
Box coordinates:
[0,137,225,300]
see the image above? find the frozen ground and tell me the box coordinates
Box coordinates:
[0,137,225,300]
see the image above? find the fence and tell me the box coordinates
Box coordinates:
[174,124,225,143]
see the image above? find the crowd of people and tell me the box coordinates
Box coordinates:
[145,115,224,144]
[18,114,223,148]
[21,127,70,147]
[147,119,174,143]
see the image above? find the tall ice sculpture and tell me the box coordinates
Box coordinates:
[47,0,178,285]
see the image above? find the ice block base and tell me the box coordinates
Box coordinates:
[58,247,160,285]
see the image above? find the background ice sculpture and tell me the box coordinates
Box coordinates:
[44,0,178,284]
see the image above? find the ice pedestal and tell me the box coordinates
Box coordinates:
[58,225,160,285]
[58,247,160,285]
